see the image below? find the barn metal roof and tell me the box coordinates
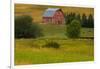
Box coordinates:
[43,8,60,17]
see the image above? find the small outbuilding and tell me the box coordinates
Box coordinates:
[43,8,65,24]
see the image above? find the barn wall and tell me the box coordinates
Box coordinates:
[43,9,65,24]
[53,10,65,24]
[43,17,52,24]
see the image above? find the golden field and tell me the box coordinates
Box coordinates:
[15,4,94,23]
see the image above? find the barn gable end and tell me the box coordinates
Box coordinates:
[43,8,65,24]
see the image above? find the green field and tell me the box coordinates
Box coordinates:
[15,24,94,65]
[38,24,94,38]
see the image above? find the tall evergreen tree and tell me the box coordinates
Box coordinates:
[87,14,94,28]
[65,13,76,25]
[81,14,88,27]
[76,14,81,22]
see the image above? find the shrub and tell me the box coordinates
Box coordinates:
[15,15,43,38]
[66,19,81,38]
[28,23,43,38]
[43,41,60,49]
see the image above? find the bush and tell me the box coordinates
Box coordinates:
[43,41,60,49]
[28,23,43,38]
[66,19,81,38]
[15,15,43,38]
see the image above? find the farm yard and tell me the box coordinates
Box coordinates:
[15,4,94,65]
[15,24,94,65]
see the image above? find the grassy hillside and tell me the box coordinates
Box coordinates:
[15,4,94,23]
[15,24,94,65]
[37,24,94,38]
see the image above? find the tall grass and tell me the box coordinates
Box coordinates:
[15,38,94,65]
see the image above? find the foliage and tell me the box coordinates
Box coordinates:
[66,19,81,38]
[65,13,94,28]
[43,41,60,49]
[76,14,81,22]
[28,24,43,38]
[87,14,94,28]
[81,14,88,27]
[81,14,94,28]
[15,15,43,38]
[65,13,76,25]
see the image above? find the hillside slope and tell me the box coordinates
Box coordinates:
[15,4,94,23]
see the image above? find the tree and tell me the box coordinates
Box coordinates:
[76,14,81,22]
[65,13,76,25]
[87,14,94,28]
[81,14,88,27]
[28,23,43,38]
[66,19,81,38]
[15,15,43,38]
[81,14,94,28]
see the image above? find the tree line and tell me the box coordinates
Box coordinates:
[65,13,94,28]
[15,13,94,39]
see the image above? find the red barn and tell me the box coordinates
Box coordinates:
[43,8,65,24]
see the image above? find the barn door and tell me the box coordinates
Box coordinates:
[58,20,62,24]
